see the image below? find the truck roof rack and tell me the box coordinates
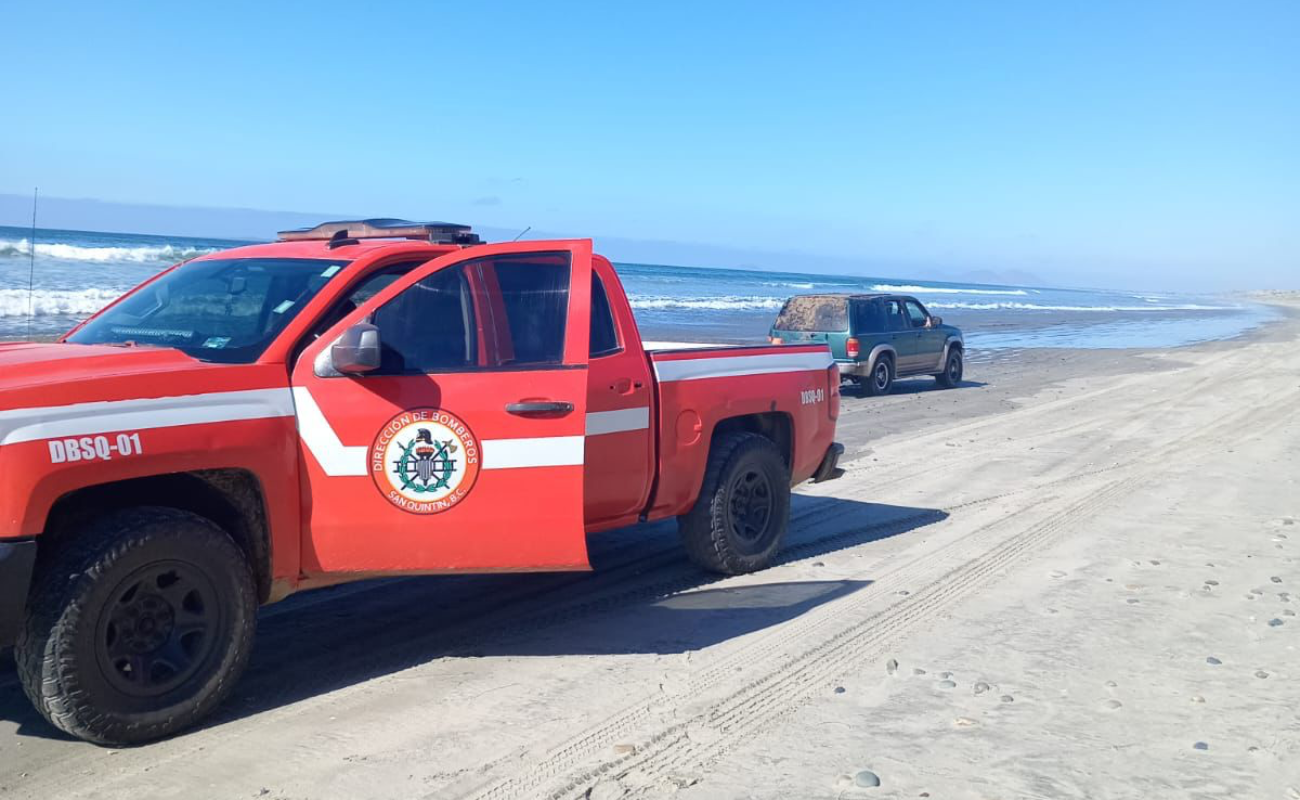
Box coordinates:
[277,218,481,247]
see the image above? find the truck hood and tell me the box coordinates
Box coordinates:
[0,341,208,405]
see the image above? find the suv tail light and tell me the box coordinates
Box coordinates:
[827,364,840,420]
[846,337,860,359]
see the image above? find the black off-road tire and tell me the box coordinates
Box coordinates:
[936,349,963,389]
[678,432,792,575]
[15,507,257,745]
[864,355,894,396]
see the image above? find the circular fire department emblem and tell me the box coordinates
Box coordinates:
[371,408,480,514]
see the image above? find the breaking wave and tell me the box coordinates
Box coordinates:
[0,238,218,264]
[870,283,1030,296]
[629,295,786,311]
[0,288,123,317]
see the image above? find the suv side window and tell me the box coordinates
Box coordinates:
[882,299,908,331]
[852,299,885,333]
[590,272,621,357]
[904,299,929,328]
[370,253,571,373]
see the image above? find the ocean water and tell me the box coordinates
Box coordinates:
[0,225,1274,349]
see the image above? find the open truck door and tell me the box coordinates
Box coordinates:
[290,240,593,575]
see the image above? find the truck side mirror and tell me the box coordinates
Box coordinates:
[928,316,943,327]
[330,322,382,374]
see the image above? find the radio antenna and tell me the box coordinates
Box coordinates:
[511,225,531,242]
[26,187,38,338]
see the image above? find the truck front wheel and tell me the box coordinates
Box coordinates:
[15,507,256,745]
[679,433,791,575]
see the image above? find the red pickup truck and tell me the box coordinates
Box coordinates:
[0,219,842,745]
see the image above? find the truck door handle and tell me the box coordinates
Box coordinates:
[611,378,641,394]
[506,401,574,416]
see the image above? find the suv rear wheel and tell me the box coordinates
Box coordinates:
[679,432,791,575]
[16,507,256,745]
[864,356,894,396]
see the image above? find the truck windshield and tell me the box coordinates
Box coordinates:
[773,296,849,332]
[66,258,349,363]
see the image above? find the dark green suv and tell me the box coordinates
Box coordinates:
[769,294,964,395]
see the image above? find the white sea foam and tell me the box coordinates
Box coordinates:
[927,301,1230,312]
[870,283,1030,296]
[629,295,786,311]
[0,288,123,317]
[0,238,218,264]
[760,281,854,289]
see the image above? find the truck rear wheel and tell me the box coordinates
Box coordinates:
[15,507,256,745]
[679,432,791,575]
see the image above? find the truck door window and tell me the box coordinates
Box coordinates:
[904,300,929,328]
[590,272,621,357]
[368,254,571,373]
[883,299,908,331]
[372,264,478,373]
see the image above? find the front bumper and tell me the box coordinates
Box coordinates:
[811,442,845,483]
[0,540,37,648]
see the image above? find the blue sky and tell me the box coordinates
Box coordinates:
[2,1,1297,289]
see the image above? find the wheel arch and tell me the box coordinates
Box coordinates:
[866,344,897,373]
[709,412,793,468]
[40,469,274,603]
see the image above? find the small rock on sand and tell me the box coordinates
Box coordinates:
[973,682,990,695]
[1204,580,1219,586]
[938,680,957,690]
[1191,695,1205,703]
[834,686,846,694]
[1269,618,1285,627]
[886,658,899,675]
[1272,576,1283,583]
[1000,695,1014,703]
[854,770,881,788]
[912,668,926,676]
[954,717,978,727]
[1206,657,1222,665]
[1255,670,1270,679]
[1193,742,1209,751]
[1126,598,1140,604]
[1251,588,1265,595]
[1105,680,1117,688]
[939,671,953,679]
[1105,700,1122,710]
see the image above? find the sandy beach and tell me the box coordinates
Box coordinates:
[1,298,1297,799]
